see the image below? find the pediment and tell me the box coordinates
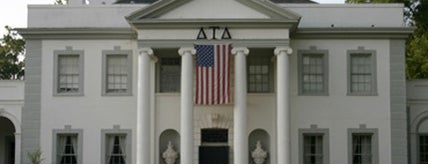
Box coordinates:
[126,0,301,25]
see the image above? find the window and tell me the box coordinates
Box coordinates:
[420,135,428,164]
[351,134,372,164]
[247,50,273,93]
[102,49,132,96]
[53,127,82,164]
[159,57,181,92]
[299,126,329,164]
[347,48,377,95]
[101,128,131,164]
[348,127,378,164]
[298,48,328,95]
[106,135,126,164]
[54,48,84,96]
[303,134,323,164]
[58,135,78,164]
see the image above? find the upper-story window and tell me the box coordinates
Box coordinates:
[247,49,273,93]
[156,49,181,93]
[298,47,328,95]
[54,48,84,96]
[347,48,377,96]
[102,48,133,96]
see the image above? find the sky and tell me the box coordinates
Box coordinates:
[0,0,345,36]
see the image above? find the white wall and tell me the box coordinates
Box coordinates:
[290,39,391,164]
[285,4,405,28]
[40,40,138,164]
[27,3,405,28]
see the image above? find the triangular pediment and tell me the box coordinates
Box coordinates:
[126,0,301,24]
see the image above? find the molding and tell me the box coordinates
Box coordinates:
[293,27,415,39]
[16,28,137,40]
[130,19,298,29]
[138,39,290,48]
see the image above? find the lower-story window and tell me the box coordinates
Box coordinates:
[351,134,373,164]
[57,135,78,164]
[303,134,323,164]
[420,135,428,164]
[106,135,127,164]
[102,127,131,164]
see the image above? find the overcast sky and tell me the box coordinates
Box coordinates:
[0,0,345,36]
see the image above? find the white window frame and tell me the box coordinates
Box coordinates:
[347,47,377,96]
[298,47,329,96]
[53,47,84,96]
[298,125,329,164]
[52,126,83,164]
[102,48,133,96]
[348,125,378,164]
[101,126,132,164]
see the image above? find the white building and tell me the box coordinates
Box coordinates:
[0,0,416,164]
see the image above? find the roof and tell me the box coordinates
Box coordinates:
[116,0,317,4]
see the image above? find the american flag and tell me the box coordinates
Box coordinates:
[194,44,231,105]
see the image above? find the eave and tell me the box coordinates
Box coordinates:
[293,27,415,39]
[16,28,137,40]
[129,19,300,29]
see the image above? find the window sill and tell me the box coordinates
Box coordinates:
[347,92,378,96]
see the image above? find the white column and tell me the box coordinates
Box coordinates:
[137,48,153,164]
[275,47,293,164]
[231,47,250,164]
[178,47,196,164]
[14,133,21,164]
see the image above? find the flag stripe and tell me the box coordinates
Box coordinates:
[194,44,231,105]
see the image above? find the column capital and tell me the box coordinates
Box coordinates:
[231,47,249,56]
[178,47,196,56]
[274,46,293,56]
[139,47,154,56]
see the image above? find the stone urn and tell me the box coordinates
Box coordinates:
[162,141,178,164]
[251,141,267,164]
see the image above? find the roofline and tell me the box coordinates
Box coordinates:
[293,27,415,39]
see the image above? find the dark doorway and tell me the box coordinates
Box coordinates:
[199,129,229,164]
[0,117,15,164]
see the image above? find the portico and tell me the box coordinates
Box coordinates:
[130,1,299,163]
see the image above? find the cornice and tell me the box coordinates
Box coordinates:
[129,19,298,29]
[293,27,415,39]
[16,28,137,40]
[138,39,290,48]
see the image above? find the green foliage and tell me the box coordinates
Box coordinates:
[55,0,65,5]
[27,149,44,164]
[406,28,428,78]
[0,26,25,80]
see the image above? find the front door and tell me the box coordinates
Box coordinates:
[199,146,229,164]
[199,129,229,164]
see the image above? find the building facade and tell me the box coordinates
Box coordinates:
[0,0,416,164]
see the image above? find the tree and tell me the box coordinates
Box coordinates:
[0,26,25,80]
[55,0,65,5]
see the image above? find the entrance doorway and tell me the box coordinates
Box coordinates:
[199,129,229,164]
[0,117,15,164]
